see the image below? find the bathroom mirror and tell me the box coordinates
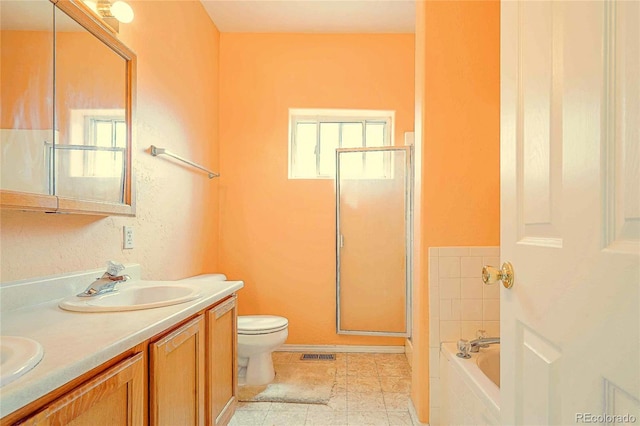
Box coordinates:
[0,0,57,210]
[0,0,136,216]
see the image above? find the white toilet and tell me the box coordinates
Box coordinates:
[237,315,288,386]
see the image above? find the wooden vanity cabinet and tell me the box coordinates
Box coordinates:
[7,294,238,426]
[206,295,238,426]
[149,315,206,426]
[19,352,145,425]
[148,295,238,426]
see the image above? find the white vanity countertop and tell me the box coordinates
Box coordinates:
[0,267,243,419]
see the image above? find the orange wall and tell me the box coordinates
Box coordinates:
[0,1,221,282]
[55,31,125,144]
[1,31,53,129]
[2,30,122,143]
[411,1,429,421]
[423,1,500,247]
[411,0,500,422]
[218,33,415,345]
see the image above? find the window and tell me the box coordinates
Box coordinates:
[67,109,126,177]
[289,109,394,179]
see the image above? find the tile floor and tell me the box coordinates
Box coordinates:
[230,352,414,426]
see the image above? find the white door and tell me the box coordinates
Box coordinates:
[500,1,639,425]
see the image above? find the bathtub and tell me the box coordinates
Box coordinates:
[439,342,500,426]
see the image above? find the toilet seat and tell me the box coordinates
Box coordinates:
[238,315,288,335]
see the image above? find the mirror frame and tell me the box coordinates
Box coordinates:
[0,0,136,216]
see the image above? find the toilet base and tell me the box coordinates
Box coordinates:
[238,366,247,386]
[239,352,275,386]
[237,325,287,386]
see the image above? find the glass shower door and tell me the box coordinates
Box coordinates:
[336,146,412,337]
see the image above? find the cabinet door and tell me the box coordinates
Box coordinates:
[207,295,237,426]
[20,352,145,425]
[150,315,205,426]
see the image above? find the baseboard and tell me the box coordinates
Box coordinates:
[409,399,430,426]
[405,338,413,368]
[278,344,405,354]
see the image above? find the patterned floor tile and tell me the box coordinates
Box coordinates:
[347,391,386,411]
[237,402,273,411]
[230,409,269,425]
[305,410,349,425]
[382,392,411,411]
[262,410,308,426]
[231,353,414,426]
[386,410,413,425]
[379,376,411,394]
[347,410,390,425]
[347,375,382,392]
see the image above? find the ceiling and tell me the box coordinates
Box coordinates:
[1,1,52,31]
[1,0,88,32]
[199,0,415,34]
[2,1,415,34]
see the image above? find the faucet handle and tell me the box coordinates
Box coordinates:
[456,339,471,358]
[476,329,487,340]
[106,261,125,276]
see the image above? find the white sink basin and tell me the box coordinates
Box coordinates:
[58,283,202,312]
[0,336,44,388]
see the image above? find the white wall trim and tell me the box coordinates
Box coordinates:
[278,344,405,354]
[409,399,430,426]
[405,338,413,367]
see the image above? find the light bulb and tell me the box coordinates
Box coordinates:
[110,1,134,24]
[83,0,98,14]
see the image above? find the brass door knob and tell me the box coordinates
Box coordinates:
[482,262,514,289]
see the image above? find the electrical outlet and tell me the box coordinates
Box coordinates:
[123,226,134,249]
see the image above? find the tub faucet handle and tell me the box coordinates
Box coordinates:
[477,329,487,339]
[456,339,471,359]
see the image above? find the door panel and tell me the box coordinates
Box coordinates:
[604,0,640,253]
[501,1,639,424]
[518,0,563,246]
[207,296,238,426]
[150,316,205,426]
[21,353,145,425]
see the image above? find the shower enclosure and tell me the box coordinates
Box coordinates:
[336,146,412,337]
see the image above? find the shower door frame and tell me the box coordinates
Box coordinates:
[335,145,413,337]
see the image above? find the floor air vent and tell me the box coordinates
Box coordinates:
[300,353,336,361]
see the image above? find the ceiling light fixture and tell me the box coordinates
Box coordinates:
[83,0,134,32]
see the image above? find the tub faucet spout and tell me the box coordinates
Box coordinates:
[469,336,500,353]
[77,261,130,297]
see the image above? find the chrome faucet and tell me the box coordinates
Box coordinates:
[456,330,500,358]
[77,261,130,297]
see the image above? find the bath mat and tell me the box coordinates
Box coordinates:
[238,362,336,404]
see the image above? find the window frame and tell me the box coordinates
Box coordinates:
[67,108,126,177]
[288,108,395,179]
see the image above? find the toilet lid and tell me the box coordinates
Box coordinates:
[238,315,288,335]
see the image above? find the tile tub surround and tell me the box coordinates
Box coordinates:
[427,246,500,425]
[230,352,413,426]
[0,266,243,418]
